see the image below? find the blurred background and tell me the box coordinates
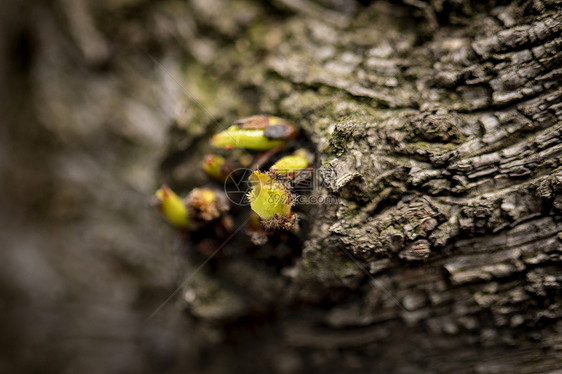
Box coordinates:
[0,0,213,372]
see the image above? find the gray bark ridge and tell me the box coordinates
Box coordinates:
[175,1,562,372]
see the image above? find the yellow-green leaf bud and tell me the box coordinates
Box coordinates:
[155,185,190,229]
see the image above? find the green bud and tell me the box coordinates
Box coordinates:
[202,155,234,182]
[155,185,190,229]
[211,115,297,150]
[269,149,311,175]
[247,171,296,230]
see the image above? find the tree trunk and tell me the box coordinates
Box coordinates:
[0,0,560,373]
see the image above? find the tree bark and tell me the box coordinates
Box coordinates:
[0,0,560,373]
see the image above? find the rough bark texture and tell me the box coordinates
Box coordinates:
[0,0,560,373]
